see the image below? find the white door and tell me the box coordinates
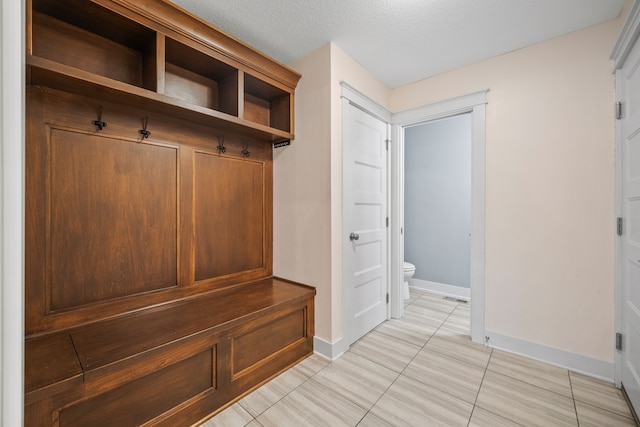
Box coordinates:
[343,100,388,346]
[619,32,640,415]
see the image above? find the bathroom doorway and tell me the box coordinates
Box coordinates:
[404,114,471,302]
[390,90,487,344]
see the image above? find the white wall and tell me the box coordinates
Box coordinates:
[1,0,25,424]
[405,114,471,288]
[393,17,623,363]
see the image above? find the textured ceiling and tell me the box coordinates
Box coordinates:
[170,0,627,88]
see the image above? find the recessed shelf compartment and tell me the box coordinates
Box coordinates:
[165,38,239,115]
[28,0,299,143]
[27,57,295,143]
[244,73,291,133]
[31,0,157,91]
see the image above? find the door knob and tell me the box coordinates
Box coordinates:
[350,232,359,241]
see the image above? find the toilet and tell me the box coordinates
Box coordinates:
[403,262,416,299]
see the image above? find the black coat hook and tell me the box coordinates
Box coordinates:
[242,142,250,158]
[139,117,151,139]
[92,106,107,130]
[217,136,226,153]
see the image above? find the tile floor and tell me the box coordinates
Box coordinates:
[199,288,637,427]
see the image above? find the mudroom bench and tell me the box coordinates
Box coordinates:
[25,0,311,425]
[25,278,315,426]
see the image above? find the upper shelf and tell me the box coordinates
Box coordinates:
[27,0,301,143]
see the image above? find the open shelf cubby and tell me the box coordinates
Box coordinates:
[31,0,158,91]
[164,37,239,115]
[28,0,299,142]
[244,73,291,133]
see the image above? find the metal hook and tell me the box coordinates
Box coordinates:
[217,136,226,153]
[242,142,250,158]
[139,117,151,139]
[92,106,107,130]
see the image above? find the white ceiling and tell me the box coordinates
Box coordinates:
[170,0,627,88]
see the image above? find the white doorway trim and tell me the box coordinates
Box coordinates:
[611,0,640,390]
[340,82,391,353]
[1,0,25,424]
[391,90,488,344]
[341,82,391,124]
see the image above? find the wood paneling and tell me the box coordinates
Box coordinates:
[232,307,307,376]
[194,153,264,281]
[48,128,178,310]
[25,88,274,334]
[24,333,83,404]
[58,349,215,427]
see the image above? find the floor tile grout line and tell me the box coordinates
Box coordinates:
[301,373,378,414]
[311,330,413,416]
[569,371,638,420]
[349,332,423,373]
[483,359,575,399]
[358,294,475,424]
[466,346,494,427]
[468,406,529,427]
[389,297,499,418]
[469,359,542,427]
[251,362,376,426]
[372,316,440,346]
[353,308,453,427]
[573,399,638,422]
[417,306,492,369]
[354,293,458,427]
[568,367,581,426]
[426,296,538,427]
[353,368,404,426]
[469,348,553,427]
[240,359,333,422]
[485,368,582,403]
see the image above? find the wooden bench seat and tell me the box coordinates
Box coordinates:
[25,332,83,405]
[25,278,315,426]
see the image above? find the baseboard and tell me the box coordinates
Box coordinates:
[486,330,615,381]
[313,336,347,361]
[410,278,470,301]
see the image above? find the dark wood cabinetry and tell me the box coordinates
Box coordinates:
[25,1,312,425]
[27,0,298,142]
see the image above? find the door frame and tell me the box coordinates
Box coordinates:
[612,0,640,388]
[341,82,391,349]
[390,90,488,344]
[1,0,25,424]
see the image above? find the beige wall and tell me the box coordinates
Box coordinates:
[275,43,389,345]
[273,45,333,340]
[328,45,391,342]
[278,13,625,362]
[392,18,623,361]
